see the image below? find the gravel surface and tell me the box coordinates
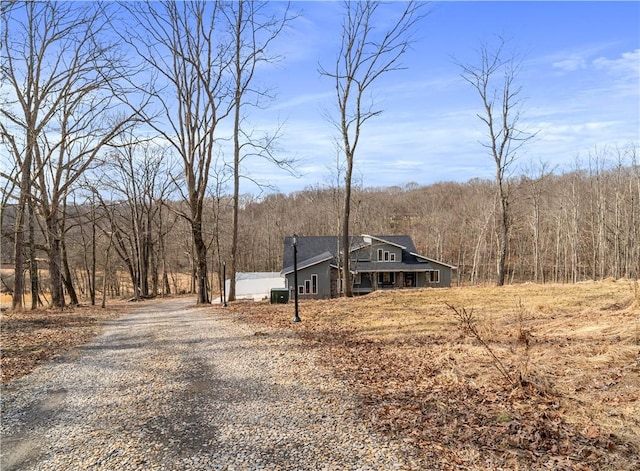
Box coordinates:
[1,298,424,470]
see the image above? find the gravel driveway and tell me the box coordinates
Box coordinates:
[1,298,423,470]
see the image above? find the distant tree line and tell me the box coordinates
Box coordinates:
[2,143,638,307]
[242,145,638,286]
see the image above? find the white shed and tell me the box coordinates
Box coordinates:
[224,272,285,301]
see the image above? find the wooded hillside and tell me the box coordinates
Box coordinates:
[2,144,638,306]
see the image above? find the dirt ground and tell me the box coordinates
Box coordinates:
[2,281,639,470]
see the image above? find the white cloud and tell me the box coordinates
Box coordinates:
[269,91,334,112]
[551,48,640,79]
[552,57,588,72]
[593,49,640,77]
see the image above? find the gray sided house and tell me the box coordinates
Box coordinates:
[280,235,456,300]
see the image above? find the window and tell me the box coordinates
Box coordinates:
[377,272,396,285]
[377,248,397,262]
[299,274,319,295]
[427,270,440,283]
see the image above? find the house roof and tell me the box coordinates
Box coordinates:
[281,236,349,269]
[282,234,455,273]
[362,234,417,252]
[280,251,333,276]
[411,252,457,269]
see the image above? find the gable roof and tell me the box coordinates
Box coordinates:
[411,252,457,269]
[363,234,417,253]
[282,234,456,272]
[281,235,353,269]
[281,251,333,276]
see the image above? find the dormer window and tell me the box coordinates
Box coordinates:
[377,248,396,262]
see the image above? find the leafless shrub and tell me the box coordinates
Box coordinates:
[514,297,533,384]
[447,303,517,388]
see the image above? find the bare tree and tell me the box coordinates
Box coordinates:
[320,0,424,296]
[121,0,234,304]
[2,1,139,308]
[521,160,554,282]
[93,132,175,300]
[457,38,537,286]
[223,0,295,302]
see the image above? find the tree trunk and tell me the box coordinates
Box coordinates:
[341,152,353,297]
[229,155,239,302]
[101,232,113,308]
[497,189,509,286]
[28,196,40,310]
[47,215,65,308]
[90,206,96,305]
[61,233,79,306]
[193,221,209,304]
[228,2,242,304]
[12,133,33,310]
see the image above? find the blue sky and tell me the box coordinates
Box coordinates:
[244,1,639,194]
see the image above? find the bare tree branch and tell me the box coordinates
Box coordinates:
[320,0,426,296]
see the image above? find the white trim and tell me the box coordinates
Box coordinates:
[426,269,440,283]
[281,251,333,275]
[362,234,407,250]
[410,252,457,269]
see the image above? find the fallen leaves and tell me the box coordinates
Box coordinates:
[222,281,640,470]
[1,304,124,383]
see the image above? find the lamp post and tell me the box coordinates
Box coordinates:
[292,234,301,322]
[222,262,227,307]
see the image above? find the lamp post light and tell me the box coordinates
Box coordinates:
[292,234,301,322]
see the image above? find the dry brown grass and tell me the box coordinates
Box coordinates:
[2,281,637,469]
[221,280,640,470]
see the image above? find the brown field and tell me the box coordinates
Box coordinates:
[222,280,640,470]
[2,281,638,469]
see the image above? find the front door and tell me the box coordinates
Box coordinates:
[404,272,415,288]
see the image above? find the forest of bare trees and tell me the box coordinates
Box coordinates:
[2,143,638,306]
[2,1,638,309]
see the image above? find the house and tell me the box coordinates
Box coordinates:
[280,234,456,299]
